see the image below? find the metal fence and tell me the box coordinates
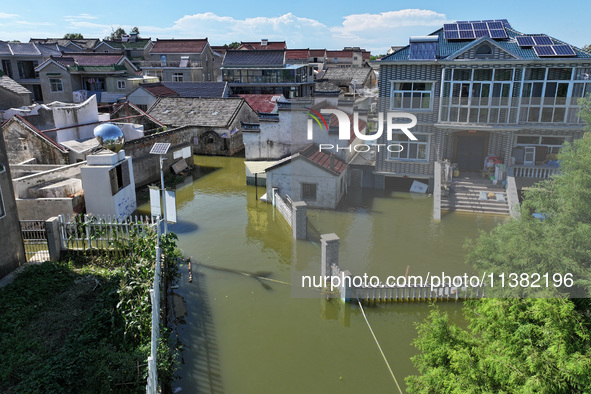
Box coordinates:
[20,220,50,262]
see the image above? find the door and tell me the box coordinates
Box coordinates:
[456,136,485,171]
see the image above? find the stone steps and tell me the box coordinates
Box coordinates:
[442,178,509,215]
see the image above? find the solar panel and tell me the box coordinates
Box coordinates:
[150,142,171,155]
[409,42,438,60]
[534,45,555,56]
[460,30,475,39]
[474,29,490,38]
[516,36,535,46]
[458,23,472,30]
[473,22,487,30]
[553,45,576,56]
[487,21,503,30]
[533,36,553,45]
[489,29,508,39]
[444,30,460,40]
[444,23,458,31]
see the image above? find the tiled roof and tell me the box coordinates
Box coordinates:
[30,38,100,50]
[322,67,373,83]
[0,76,32,95]
[102,39,151,50]
[326,50,353,58]
[222,50,285,66]
[308,101,367,145]
[211,46,228,56]
[151,39,208,54]
[314,81,342,93]
[239,41,287,50]
[266,143,346,176]
[147,97,245,127]
[0,41,63,57]
[139,83,178,98]
[382,21,591,61]
[286,49,309,60]
[60,52,126,66]
[161,82,227,98]
[309,49,326,57]
[238,94,282,113]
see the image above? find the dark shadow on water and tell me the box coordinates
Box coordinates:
[168,221,199,235]
[179,266,224,393]
[193,165,223,179]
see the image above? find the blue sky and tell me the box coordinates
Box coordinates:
[1,1,590,53]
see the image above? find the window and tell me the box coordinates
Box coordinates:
[515,135,566,154]
[1,60,13,79]
[521,67,573,123]
[390,82,433,110]
[476,45,492,56]
[388,133,430,161]
[50,78,63,92]
[117,80,126,89]
[301,183,317,201]
[172,73,184,82]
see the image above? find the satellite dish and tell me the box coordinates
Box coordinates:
[94,123,125,153]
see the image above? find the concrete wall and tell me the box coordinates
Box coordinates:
[1,118,69,165]
[0,134,25,278]
[12,161,86,198]
[266,158,346,209]
[127,88,158,110]
[39,62,75,103]
[16,195,84,220]
[0,86,32,110]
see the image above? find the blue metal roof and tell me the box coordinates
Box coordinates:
[382,22,591,61]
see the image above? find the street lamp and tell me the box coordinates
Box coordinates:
[150,142,171,234]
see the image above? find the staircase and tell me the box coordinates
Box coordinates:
[441,173,509,215]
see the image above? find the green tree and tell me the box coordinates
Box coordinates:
[130,26,140,35]
[582,44,591,54]
[63,33,83,39]
[105,27,127,40]
[225,41,240,49]
[407,98,591,392]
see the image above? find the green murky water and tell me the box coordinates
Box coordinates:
[137,155,506,393]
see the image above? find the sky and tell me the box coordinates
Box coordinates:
[1,0,590,54]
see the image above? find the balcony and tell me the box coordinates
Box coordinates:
[511,164,559,179]
[138,60,203,68]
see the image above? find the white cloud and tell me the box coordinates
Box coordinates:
[0,13,18,19]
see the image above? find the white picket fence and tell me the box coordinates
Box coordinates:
[275,192,293,227]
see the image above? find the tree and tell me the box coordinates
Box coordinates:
[407,100,591,392]
[63,33,84,39]
[582,44,591,54]
[224,42,240,49]
[105,27,127,41]
[130,26,140,35]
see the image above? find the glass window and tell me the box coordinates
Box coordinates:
[525,68,546,80]
[494,69,513,81]
[391,82,433,110]
[172,73,184,82]
[453,69,471,81]
[117,80,126,89]
[49,78,63,92]
[547,68,572,81]
[388,133,430,161]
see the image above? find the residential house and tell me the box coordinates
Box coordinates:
[265,144,348,209]
[320,67,376,93]
[0,76,32,112]
[36,52,158,103]
[222,50,314,98]
[1,95,163,164]
[141,38,217,83]
[309,49,327,72]
[325,47,371,68]
[0,132,26,278]
[30,38,101,52]
[147,97,258,156]
[94,34,154,68]
[237,40,287,50]
[0,41,63,102]
[127,81,229,111]
[376,19,590,191]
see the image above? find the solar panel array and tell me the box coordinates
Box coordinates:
[533,45,576,57]
[150,142,171,155]
[409,42,438,60]
[443,20,509,40]
[515,35,576,57]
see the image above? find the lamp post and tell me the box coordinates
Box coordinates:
[150,142,171,234]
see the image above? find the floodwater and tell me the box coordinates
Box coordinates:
[137,155,506,393]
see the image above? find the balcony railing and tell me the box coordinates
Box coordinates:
[512,164,559,179]
[138,61,203,68]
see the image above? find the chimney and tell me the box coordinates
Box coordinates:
[261,39,268,47]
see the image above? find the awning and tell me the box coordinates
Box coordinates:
[244,160,277,175]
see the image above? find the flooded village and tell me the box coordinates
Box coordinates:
[0,12,590,393]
